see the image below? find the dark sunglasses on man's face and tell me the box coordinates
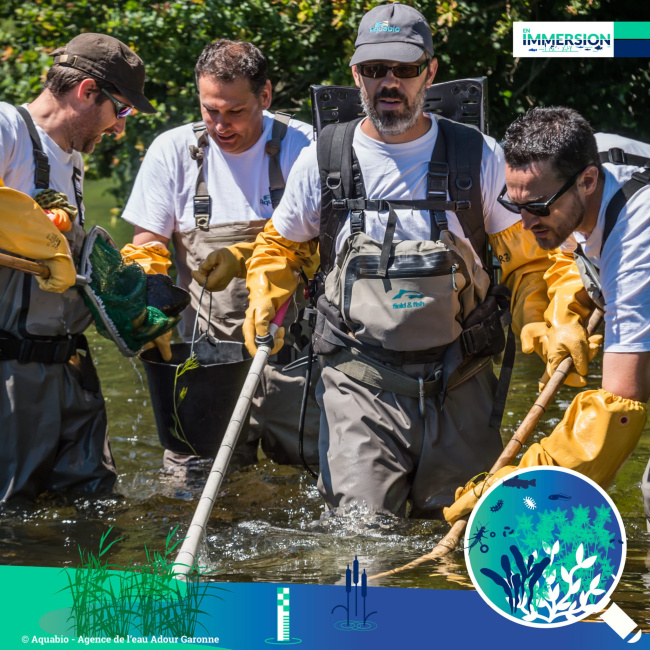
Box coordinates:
[100,87,134,119]
[497,165,592,217]
[357,61,429,79]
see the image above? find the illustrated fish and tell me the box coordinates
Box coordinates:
[548,493,571,501]
[503,477,536,489]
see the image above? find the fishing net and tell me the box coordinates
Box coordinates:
[82,228,189,356]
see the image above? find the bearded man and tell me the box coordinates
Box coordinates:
[240,2,554,517]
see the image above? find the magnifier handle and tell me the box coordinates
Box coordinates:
[599,597,642,643]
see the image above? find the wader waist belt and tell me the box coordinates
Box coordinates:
[327,345,444,398]
[0,333,79,364]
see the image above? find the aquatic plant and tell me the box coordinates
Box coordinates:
[61,526,224,638]
[170,354,200,455]
[480,503,616,623]
[480,545,551,614]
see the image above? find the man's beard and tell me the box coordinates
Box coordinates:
[533,202,584,250]
[360,82,427,136]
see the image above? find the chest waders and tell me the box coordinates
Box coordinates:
[174,113,319,470]
[0,106,90,363]
[173,113,296,342]
[311,116,515,429]
[574,148,650,309]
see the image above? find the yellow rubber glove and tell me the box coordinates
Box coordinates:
[120,241,172,275]
[0,186,76,293]
[521,250,601,387]
[444,388,647,524]
[521,321,602,389]
[120,241,173,361]
[488,221,552,336]
[243,218,317,357]
[191,241,255,292]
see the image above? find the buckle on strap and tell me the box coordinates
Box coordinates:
[607,147,626,165]
[428,162,449,197]
[193,195,211,229]
[461,323,489,357]
[269,187,284,208]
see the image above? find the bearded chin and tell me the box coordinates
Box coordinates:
[360,83,427,136]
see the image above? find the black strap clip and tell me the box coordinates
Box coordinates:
[427,162,449,197]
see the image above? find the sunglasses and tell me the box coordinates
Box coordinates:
[100,87,134,119]
[497,165,592,217]
[357,61,429,79]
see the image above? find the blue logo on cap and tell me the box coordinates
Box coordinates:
[370,21,401,34]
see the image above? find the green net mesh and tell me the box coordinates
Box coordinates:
[82,236,177,353]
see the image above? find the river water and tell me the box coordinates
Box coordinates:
[1,182,649,628]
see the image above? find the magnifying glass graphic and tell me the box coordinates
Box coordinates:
[464,466,642,643]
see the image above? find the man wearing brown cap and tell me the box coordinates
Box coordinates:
[242,3,553,517]
[0,33,156,505]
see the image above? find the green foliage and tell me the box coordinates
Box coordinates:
[61,525,223,639]
[2,0,649,210]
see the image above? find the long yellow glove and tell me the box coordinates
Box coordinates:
[243,219,317,357]
[489,221,552,337]
[120,241,173,360]
[0,186,76,293]
[521,250,602,388]
[443,388,647,524]
[191,241,255,292]
[192,241,321,293]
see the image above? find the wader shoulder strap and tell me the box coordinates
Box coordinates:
[265,111,291,208]
[436,116,486,266]
[318,118,364,273]
[15,105,50,190]
[189,113,293,229]
[189,121,211,230]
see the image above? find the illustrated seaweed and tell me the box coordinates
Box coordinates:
[481,504,617,623]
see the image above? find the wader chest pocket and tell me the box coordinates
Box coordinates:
[326,235,471,352]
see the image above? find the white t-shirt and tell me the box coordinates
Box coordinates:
[121,111,313,236]
[0,101,85,205]
[573,133,650,352]
[272,116,519,264]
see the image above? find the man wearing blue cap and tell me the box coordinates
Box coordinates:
[242,2,553,517]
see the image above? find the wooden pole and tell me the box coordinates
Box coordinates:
[0,251,50,278]
[369,308,604,580]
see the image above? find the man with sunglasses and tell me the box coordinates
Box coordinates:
[445,107,649,526]
[242,3,558,518]
[0,33,156,505]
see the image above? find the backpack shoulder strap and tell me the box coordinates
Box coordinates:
[601,166,650,254]
[599,148,650,168]
[265,111,292,208]
[435,116,486,266]
[189,121,211,230]
[318,118,364,273]
[15,105,50,190]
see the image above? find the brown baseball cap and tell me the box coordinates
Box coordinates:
[51,33,156,114]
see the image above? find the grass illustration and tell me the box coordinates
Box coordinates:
[61,526,223,638]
